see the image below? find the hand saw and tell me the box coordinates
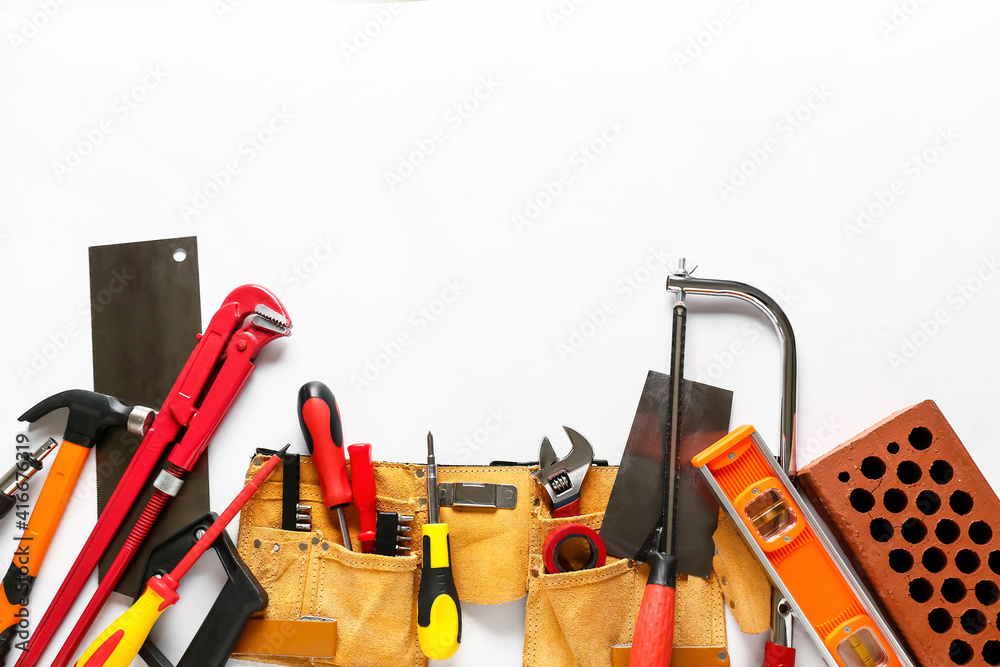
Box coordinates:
[16,284,292,667]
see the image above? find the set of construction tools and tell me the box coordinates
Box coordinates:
[6,240,995,667]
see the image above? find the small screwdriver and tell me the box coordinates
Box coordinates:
[70,444,288,667]
[297,381,353,551]
[417,432,461,660]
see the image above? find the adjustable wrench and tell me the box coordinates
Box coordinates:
[531,426,594,518]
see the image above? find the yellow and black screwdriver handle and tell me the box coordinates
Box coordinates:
[417,522,462,661]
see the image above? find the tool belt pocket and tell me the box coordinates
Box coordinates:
[525,468,730,667]
[525,518,640,667]
[309,546,421,667]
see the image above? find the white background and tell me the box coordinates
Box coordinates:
[3,0,1000,665]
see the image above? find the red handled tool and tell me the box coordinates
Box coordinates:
[630,299,687,667]
[348,443,377,553]
[297,382,352,551]
[17,285,291,667]
[70,445,289,667]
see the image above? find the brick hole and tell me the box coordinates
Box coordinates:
[871,518,894,542]
[850,489,876,513]
[943,578,968,603]
[897,460,923,485]
[950,490,974,516]
[839,471,850,483]
[929,608,953,633]
[983,640,1000,666]
[937,519,962,545]
[888,441,900,454]
[890,549,914,573]
[960,609,987,634]
[956,549,981,575]
[951,639,974,665]
[911,578,935,603]
[884,488,908,513]
[902,518,928,544]
[989,551,1000,576]
[924,547,948,573]
[975,581,1000,606]
[931,460,955,485]
[909,426,933,451]
[862,457,887,480]
[970,521,993,545]
[917,490,942,515]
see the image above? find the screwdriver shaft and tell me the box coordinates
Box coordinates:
[335,508,353,551]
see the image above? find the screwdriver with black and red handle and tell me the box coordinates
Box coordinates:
[297,381,353,551]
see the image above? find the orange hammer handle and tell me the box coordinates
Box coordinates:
[0,441,90,664]
[15,441,91,574]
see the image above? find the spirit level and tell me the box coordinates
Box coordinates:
[693,426,918,667]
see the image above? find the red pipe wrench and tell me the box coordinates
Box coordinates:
[15,284,291,667]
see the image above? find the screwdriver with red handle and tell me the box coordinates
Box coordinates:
[297,381,353,551]
[348,443,377,553]
[70,444,288,667]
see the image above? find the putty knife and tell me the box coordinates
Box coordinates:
[600,370,732,578]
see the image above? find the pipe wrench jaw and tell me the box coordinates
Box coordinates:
[531,427,594,518]
[214,284,292,338]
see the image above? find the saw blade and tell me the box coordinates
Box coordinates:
[90,236,209,593]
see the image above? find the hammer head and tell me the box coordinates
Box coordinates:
[18,389,155,449]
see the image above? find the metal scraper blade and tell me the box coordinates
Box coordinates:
[600,370,732,578]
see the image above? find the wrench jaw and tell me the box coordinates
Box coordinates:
[226,286,293,357]
[530,427,595,518]
[221,284,293,333]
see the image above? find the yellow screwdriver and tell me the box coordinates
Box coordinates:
[70,445,289,667]
[417,432,462,660]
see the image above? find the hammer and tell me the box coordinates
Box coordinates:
[0,390,154,665]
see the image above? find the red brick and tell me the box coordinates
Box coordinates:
[796,400,1000,667]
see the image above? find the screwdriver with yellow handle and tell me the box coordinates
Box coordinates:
[417,432,461,661]
[71,444,288,667]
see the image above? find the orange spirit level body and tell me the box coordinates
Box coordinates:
[693,426,917,667]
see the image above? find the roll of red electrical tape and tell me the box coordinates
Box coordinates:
[543,523,607,574]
